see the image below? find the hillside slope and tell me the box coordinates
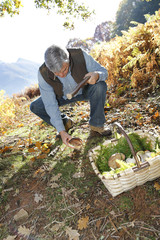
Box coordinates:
[0,93,160,239]
[0,58,40,96]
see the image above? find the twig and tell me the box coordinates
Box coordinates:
[122,226,136,240]
[90,229,97,240]
[100,217,109,232]
[65,206,86,219]
[26,216,39,240]
[62,193,75,215]
[44,219,56,229]
[89,216,108,225]
[108,216,118,233]
[106,236,120,240]
[140,226,160,233]
[59,203,81,211]
[135,221,160,234]
[150,215,160,218]
[56,230,65,239]
[103,220,160,240]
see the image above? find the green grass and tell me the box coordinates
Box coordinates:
[1,99,160,239]
[119,195,134,211]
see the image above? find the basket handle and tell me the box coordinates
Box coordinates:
[113,122,141,168]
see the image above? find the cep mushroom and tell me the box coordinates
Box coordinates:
[108,153,125,169]
[68,137,82,150]
[136,150,152,162]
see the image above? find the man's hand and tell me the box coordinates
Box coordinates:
[59,130,74,148]
[84,72,99,85]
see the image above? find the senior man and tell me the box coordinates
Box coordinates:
[30,44,112,147]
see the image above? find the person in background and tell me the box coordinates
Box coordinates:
[30,44,112,147]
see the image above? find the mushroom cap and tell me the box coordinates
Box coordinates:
[68,137,82,150]
[136,150,152,162]
[126,157,136,164]
[108,153,125,169]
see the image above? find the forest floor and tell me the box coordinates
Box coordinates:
[0,89,160,240]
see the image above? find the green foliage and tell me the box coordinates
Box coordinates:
[35,0,94,29]
[114,0,160,36]
[0,90,31,134]
[96,133,153,173]
[91,10,160,93]
[0,90,15,133]
[0,0,94,29]
[0,0,22,17]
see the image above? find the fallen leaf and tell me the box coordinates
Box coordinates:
[61,187,76,197]
[37,153,48,159]
[5,204,10,212]
[30,157,36,162]
[49,182,59,188]
[111,117,119,122]
[33,168,44,177]
[149,107,155,114]
[14,209,29,222]
[18,226,31,237]
[34,193,43,203]
[154,182,160,190]
[17,123,24,127]
[110,210,116,216]
[50,173,62,182]
[42,148,50,154]
[35,141,42,149]
[3,235,16,240]
[14,188,19,196]
[0,146,12,154]
[77,216,89,230]
[51,222,65,232]
[28,147,36,153]
[96,220,102,229]
[72,172,84,178]
[86,204,90,210]
[153,110,159,119]
[65,226,80,240]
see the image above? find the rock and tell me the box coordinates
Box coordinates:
[14,208,28,222]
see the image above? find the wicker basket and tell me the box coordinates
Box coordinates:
[88,122,160,197]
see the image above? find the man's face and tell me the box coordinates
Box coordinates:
[54,62,69,78]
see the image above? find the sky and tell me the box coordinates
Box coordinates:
[0,0,122,63]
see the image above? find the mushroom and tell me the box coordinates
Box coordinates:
[67,137,82,150]
[126,157,136,164]
[136,150,152,162]
[108,153,125,169]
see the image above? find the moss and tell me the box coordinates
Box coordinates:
[96,133,153,173]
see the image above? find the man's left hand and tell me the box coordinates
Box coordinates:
[84,72,99,85]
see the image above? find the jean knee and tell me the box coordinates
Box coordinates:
[30,101,35,113]
[96,81,107,95]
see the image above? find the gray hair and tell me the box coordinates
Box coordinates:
[44,44,69,73]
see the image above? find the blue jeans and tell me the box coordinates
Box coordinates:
[30,81,107,128]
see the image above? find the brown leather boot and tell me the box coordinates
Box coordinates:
[90,125,112,137]
[56,118,74,140]
[64,118,74,132]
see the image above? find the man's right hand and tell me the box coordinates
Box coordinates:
[59,130,73,147]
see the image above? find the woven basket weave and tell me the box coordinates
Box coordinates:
[88,122,160,197]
